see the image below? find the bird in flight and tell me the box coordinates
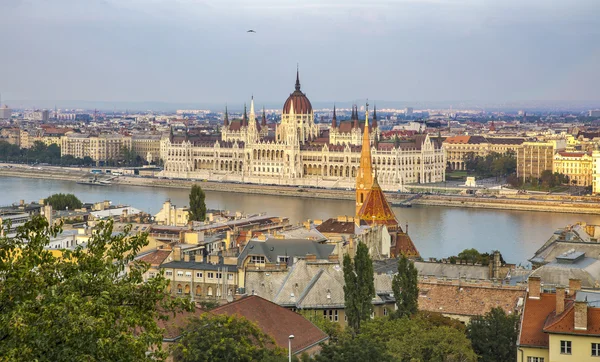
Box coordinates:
[247,30,256,33]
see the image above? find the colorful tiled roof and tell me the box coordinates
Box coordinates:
[544,301,600,336]
[519,293,560,347]
[358,177,397,226]
[395,232,420,258]
[137,250,171,266]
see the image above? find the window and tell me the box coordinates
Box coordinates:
[177,284,182,294]
[250,256,266,264]
[228,273,234,280]
[148,272,155,278]
[165,270,173,276]
[561,340,572,355]
[527,357,544,362]
[216,273,222,279]
[177,271,183,277]
[185,272,192,277]
[322,310,338,322]
[277,256,290,263]
[196,272,202,278]
[593,343,600,357]
[383,308,388,316]
[208,272,214,279]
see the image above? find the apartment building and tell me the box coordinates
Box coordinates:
[131,134,162,163]
[517,140,566,181]
[443,136,524,171]
[61,133,132,162]
[553,151,593,186]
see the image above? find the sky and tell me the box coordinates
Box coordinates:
[1,0,600,108]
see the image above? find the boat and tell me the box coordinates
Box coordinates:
[398,202,412,208]
[77,176,110,186]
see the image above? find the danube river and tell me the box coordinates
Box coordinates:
[2,176,600,265]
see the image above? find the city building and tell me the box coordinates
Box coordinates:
[0,105,12,120]
[61,133,132,162]
[518,277,600,362]
[592,151,600,194]
[444,136,525,171]
[589,110,600,118]
[553,151,593,186]
[131,134,162,163]
[159,71,446,191]
[154,199,189,227]
[517,140,565,181]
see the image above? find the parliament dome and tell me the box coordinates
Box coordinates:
[283,70,312,115]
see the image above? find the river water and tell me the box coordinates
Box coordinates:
[2,176,599,265]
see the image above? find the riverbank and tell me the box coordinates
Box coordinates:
[2,165,600,214]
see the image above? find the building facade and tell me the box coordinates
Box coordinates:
[159,71,446,191]
[553,151,593,186]
[517,141,556,181]
[61,133,132,162]
[444,136,524,171]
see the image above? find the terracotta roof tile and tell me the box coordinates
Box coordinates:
[138,250,171,266]
[544,302,600,336]
[211,295,328,354]
[316,218,355,234]
[519,293,557,347]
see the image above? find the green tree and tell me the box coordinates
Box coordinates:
[467,307,519,362]
[315,333,394,362]
[172,314,285,362]
[298,310,342,342]
[188,184,207,222]
[0,216,192,361]
[44,193,83,210]
[392,254,418,318]
[343,242,375,334]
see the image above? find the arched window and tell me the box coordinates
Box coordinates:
[196,285,202,295]
[177,284,183,294]
[184,284,190,295]
[207,287,213,296]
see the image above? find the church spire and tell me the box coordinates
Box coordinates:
[242,103,248,127]
[261,106,267,126]
[295,64,301,91]
[355,101,373,219]
[223,105,229,127]
[353,105,359,129]
[332,104,337,129]
[372,103,378,129]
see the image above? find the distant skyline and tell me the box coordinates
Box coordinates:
[1,0,600,106]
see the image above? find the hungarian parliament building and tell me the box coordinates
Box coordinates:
[159,71,446,191]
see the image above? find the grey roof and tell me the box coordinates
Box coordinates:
[530,241,600,265]
[374,259,491,280]
[530,256,600,288]
[274,226,327,242]
[238,238,335,267]
[160,260,236,271]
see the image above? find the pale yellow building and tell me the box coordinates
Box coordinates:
[518,277,600,362]
[553,151,593,186]
[443,135,524,171]
[517,140,566,181]
[131,134,162,163]
[61,133,132,162]
[154,200,190,227]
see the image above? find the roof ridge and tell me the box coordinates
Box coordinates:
[296,269,325,307]
[544,299,575,331]
[272,261,298,302]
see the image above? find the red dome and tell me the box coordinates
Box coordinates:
[282,70,312,115]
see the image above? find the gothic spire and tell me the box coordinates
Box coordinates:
[223,105,229,127]
[332,104,337,129]
[372,103,378,129]
[295,65,301,91]
[243,103,248,127]
[353,105,359,129]
[261,106,267,126]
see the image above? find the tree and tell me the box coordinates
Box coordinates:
[172,314,285,362]
[0,216,192,361]
[188,185,206,222]
[298,310,342,342]
[315,333,394,362]
[392,254,418,318]
[343,242,375,334]
[44,193,83,210]
[467,307,519,362]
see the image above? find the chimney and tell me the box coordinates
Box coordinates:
[569,279,581,296]
[173,246,182,262]
[528,276,541,299]
[328,254,339,262]
[305,253,317,261]
[43,204,53,226]
[184,253,190,262]
[555,286,565,315]
[574,300,588,331]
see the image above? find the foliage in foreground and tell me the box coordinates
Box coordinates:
[468,307,519,362]
[172,314,286,362]
[188,184,207,222]
[343,242,375,334]
[0,216,192,362]
[317,314,477,362]
[392,254,418,318]
[44,192,83,210]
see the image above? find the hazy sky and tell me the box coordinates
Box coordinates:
[1,0,600,106]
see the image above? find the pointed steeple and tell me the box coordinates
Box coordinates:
[353,105,359,129]
[332,104,337,129]
[372,103,378,129]
[295,64,301,91]
[242,103,248,127]
[261,106,267,126]
[250,95,255,120]
[223,105,229,127]
[356,101,373,219]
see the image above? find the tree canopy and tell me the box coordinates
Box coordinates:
[0,216,191,361]
[0,140,94,166]
[44,193,83,210]
[172,314,285,362]
[467,307,519,362]
[463,151,516,178]
[188,185,207,222]
[343,242,375,334]
[392,254,419,318]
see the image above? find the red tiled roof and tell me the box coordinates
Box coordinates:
[544,302,600,336]
[358,177,397,226]
[283,90,312,115]
[138,250,171,266]
[211,295,328,354]
[394,232,420,258]
[444,136,471,144]
[519,293,558,347]
[418,282,525,317]
[316,218,355,234]
[557,151,591,157]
